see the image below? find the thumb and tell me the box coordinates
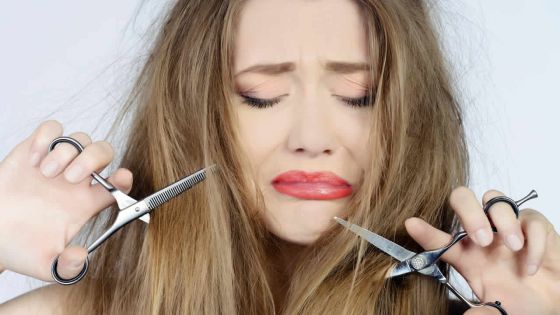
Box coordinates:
[463,305,503,315]
[55,245,88,281]
[404,217,462,265]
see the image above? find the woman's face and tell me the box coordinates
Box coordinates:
[232,0,373,245]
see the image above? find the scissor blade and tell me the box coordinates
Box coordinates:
[143,164,218,211]
[139,213,150,223]
[334,217,416,262]
[111,190,138,209]
[388,260,414,278]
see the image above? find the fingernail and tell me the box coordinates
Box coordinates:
[65,165,85,183]
[475,228,493,246]
[41,161,59,177]
[29,152,41,166]
[526,264,538,276]
[505,234,523,251]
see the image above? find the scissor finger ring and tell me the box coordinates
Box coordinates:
[483,190,538,232]
[51,255,90,285]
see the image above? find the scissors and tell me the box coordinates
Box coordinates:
[335,190,539,315]
[48,136,218,285]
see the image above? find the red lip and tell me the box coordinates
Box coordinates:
[271,170,352,200]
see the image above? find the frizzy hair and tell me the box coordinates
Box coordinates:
[61,0,468,314]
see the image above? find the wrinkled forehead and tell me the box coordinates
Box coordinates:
[233,0,370,75]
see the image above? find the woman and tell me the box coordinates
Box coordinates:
[0,0,558,314]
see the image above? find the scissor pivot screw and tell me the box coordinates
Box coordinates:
[410,256,427,270]
[135,207,140,212]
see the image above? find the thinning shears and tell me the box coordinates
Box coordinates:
[335,190,538,315]
[48,136,218,285]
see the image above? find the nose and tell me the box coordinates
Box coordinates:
[286,95,337,157]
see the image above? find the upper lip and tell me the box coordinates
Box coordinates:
[271,170,351,186]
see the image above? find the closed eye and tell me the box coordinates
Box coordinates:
[238,94,284,108]
[335,94,374,108]
[238,93,374,109]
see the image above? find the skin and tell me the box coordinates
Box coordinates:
[1,0,559,313]
[232,0,372,245]
[230,0,560,314]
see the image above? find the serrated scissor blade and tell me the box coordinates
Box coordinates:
[143,164,218,211]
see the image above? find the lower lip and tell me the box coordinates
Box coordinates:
[272,182,352,200]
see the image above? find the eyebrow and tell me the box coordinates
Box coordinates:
[234,61,372,77]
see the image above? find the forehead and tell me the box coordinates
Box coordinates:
[233,0,369,73]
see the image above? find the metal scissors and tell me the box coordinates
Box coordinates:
[335,190,539,315]
[48,136,218,285]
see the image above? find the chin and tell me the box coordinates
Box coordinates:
[261,201,345,245]
[266,220,332,245]
[274,230,321,245]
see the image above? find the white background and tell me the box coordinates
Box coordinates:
[1,0,559,304]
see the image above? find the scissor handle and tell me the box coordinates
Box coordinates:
[483,190,538,232]
[47,137,215,285]
[483,301,508,315]
[445,281,509,314]
[48,136,113,285]
[415,190,539,270]
[51,254,90,285]
[48,137,116,192]
[438,190,538,314]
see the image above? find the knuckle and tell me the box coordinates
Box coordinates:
[56,143,80,159]
[116,168,133,188]
[529,219,548,233]
[482,189,503,203]
[68,131,92,146]
[98,141,114,156]
[450,186,473,205]
[489,208,520,232]
[76,155,97,171]
[42,119,63,131]
[92,141,114,161]
[521,209,551,229]
[80,141,113,168]
[40,120,63,137]
[519,208,541,219]
[488,202,513,216]
[33,120,63,146]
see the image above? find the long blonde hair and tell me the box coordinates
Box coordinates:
[63,0,469,314]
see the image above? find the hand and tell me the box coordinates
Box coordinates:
[405,187,560,315]
[0,120,133,282]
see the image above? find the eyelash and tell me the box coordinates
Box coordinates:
[239,93,374,109]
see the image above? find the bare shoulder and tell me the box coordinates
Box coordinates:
[0,284,69,314]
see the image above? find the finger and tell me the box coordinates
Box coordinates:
[482,190,524,252]
[520,209,550,275]
[63,140,114,184]
[88,168,134,213]
[404,217,462,265]
[27,120,64,167]
[55,245,88,280]
[39,132,92,179]
[463,306,502,315]
[450,187,494,247]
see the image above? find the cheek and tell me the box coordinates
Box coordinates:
[235,106,288,169]
[332,108,373,168]
[233,100,373,244]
